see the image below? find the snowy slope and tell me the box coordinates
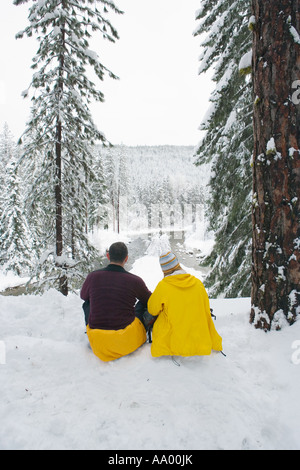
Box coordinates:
[0,255,299,450]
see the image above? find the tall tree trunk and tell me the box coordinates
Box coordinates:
[251,0,300,329]
[55,19,68,296]
[117,185,120,233]
[55,118,68,296]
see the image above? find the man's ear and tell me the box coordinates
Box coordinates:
[106,252,110,261]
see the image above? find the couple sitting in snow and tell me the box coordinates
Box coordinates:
[80,241,222,362]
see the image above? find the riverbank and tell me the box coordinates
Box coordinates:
[89,227,213,273]
[0,228,212,296]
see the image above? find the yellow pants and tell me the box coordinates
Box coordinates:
[86,317,147,362]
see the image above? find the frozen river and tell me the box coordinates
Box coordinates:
[124,230,209,275]
[1,230,210,296]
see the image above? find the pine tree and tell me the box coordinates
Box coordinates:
[0,157,34,275]
[14,0,123,295]
[88,148,109,231]
[0,124,34,275]
[194,0,253,297]
[105,146,130,233]
[116,146,130,233]
[105,148,118,231]
[0,123,15,222]
[250,0,300,330]
[0,123,15,168]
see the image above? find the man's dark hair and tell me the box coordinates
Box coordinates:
[109,242,128,263]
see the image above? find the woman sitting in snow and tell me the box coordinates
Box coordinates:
[148,251,223,358]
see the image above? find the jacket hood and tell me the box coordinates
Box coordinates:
[163,273,198,288]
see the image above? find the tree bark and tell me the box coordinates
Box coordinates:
[55,16,68,297]
[251,0,300,329]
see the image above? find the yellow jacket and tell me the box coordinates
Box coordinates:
[148,273,222,357]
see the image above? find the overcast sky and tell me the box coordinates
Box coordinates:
[0,0,213,146]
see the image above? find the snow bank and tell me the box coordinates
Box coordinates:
[0,255,299,450]
[0,272,30,291]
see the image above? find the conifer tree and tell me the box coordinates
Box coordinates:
[0,123,15,168]
[14,0,123,295]
[0,157,34,275]
[0,124,33,274]
[105,146,130,232]
[105,148,118,231]
[194,0,253,297]
[250,0,300,330]
[88,148,109,231]
[0,123,15,221]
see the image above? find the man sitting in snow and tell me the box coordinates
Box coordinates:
[148,251,223,358]
[80,242,153,362]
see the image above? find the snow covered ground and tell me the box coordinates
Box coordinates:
[0,250,300,450]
